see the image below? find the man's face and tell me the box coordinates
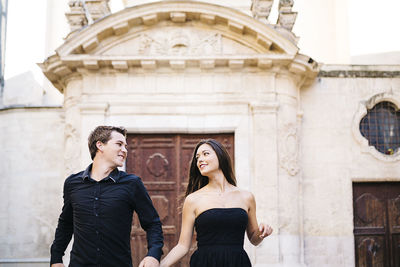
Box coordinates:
[101,131,128,168]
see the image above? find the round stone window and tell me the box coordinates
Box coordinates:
[359,101,400,155]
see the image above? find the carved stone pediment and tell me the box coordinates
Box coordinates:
[100,28,257,56]
[40,1,319,92]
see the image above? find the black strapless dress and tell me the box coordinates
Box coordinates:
[190,208,251,267]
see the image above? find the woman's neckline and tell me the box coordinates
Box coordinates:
[195,207,247,220]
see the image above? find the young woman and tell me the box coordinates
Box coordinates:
[160,139,273,267]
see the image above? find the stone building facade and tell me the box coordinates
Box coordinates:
[0,0,399,266]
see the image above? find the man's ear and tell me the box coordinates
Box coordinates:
[96,141,104,152]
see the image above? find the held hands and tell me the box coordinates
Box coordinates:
[139,256,160,267]
[258,223,273,239]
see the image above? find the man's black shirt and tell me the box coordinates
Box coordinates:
[50,164,163,266]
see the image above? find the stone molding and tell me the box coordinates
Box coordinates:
[352,91,400,162]
[319,64,400,78]
[57,1,298,55]
[40,53,317,92]
[250,101,279,114]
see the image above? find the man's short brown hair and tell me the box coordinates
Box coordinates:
[88,126,127,160]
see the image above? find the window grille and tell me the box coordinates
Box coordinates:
[360,101,400,155]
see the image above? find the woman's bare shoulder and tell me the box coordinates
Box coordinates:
[184,190,205,206]
[234,187,255,203]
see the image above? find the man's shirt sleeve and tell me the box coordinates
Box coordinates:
[132,177,164,261]
[50,178,74,264]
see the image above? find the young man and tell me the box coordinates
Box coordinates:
[50,126,163,267]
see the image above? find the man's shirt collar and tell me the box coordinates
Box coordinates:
[82,163,120,183]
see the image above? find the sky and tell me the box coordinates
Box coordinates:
[348,0,400,56]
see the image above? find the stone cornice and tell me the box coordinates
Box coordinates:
[39,53,318,92]
[319,64,400,78]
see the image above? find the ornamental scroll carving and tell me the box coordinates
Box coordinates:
[138,30,222,56]
[279,123,300,176]
[64,123,81,176]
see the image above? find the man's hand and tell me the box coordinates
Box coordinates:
[51,264,65,267]
[139,256,159,267]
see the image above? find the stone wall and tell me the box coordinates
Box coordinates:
[0,107,64,265]
[300,65,400,267]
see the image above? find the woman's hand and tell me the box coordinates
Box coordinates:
[258,223,273,239]
[139,256,159,267]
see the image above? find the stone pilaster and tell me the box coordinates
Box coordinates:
[64,78,83,176]
[250,101,280,265]
[275,74,305,266]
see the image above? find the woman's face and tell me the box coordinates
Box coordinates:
[196,143,219,176]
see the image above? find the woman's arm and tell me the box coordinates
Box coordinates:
[245,192,273,246]
[160,196,197,267]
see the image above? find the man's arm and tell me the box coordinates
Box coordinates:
[133,177,164,263]
[50,179,74,265]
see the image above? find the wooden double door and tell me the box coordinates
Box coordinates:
[126,134,234,267]
[353,182,400,267]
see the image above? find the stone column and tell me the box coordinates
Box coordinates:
[275,74,305,266]
[250,101,280,265]
[63,78,83,177]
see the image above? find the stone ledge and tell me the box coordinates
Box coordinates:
[319,64,400,78]
[39,53,318,93]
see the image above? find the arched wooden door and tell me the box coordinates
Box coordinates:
[126,134,234,267]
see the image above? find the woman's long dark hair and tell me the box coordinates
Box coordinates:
[184,139,236,197]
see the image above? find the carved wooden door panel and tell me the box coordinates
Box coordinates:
[353,182,400,267]
[126,134,234,267]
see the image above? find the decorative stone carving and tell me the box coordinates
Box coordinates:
[85,0,111,22]
[279,123,300,176]
[138,30,222,56]
[251,0,273,21]
[64,123,81,176]
[277,0,297,31]
[65,0,88,32]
